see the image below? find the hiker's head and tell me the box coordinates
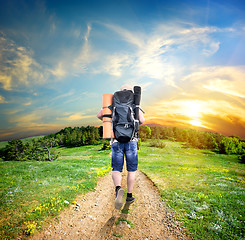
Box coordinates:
[120,84,133,91]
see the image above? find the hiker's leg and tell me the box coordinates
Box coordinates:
[112,170,122,187]
[111,142,124,188]
[127,171,135,193]
[125,141,138,194]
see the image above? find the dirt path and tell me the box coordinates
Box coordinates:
[30,170,190,240]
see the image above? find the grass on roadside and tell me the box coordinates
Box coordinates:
[139,140,245,240]
[0,144,111,239]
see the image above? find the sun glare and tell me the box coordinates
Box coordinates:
[183,101,206,128]
[185,101,201,118]
[189,119,203,127]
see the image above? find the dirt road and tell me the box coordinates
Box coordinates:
[30,170,190,240]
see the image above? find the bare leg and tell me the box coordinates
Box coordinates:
[127,171,135,193]
[112,170,122,187]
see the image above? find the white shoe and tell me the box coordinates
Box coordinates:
[115,188,124,209]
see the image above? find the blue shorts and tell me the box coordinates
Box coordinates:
[111,141,138,172]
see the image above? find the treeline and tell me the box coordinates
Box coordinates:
[50,126,102,147]
[0,126,102,161]
[139,125,245,155]
[1,124,245,161]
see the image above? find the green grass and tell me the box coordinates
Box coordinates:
[1,138,245,239]
[0,144,111,239]
[115,218,134,228]
[139,140,245,240]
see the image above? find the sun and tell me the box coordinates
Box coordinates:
[189,119,203,127]
[185,101,201,118]
[183,101,206,128]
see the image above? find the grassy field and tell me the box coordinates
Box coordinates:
[0,139,244,239]
[0,143,111,239]
[139,140,245,240]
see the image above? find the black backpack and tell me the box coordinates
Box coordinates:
[111,89,136,143]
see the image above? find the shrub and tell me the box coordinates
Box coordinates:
[139,125,151,141]
[101,140,111,150]
[238,154,245,164]
[149,139,166,148]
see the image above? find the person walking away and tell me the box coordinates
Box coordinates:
[97,84,145,209]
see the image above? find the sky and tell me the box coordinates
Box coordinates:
[0,0,245,141]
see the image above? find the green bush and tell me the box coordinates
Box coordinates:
[139,125,151,141]
[149,139,166,148]
[101,140,111,150]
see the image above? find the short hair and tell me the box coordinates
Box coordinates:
[120,84,133,91]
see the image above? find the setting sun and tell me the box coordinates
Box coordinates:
[183,101,206,127]
[184,101,202,118]
[189,119,204,127]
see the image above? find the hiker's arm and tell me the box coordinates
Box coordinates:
[139,110,145,124]
[97,109,103,121]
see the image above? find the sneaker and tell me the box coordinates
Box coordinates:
[115,188,124,209]
[126,196,135,204]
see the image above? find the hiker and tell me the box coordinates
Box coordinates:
[97,84,145,209]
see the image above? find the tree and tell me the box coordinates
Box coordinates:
[3,139,26,161]
[2,137,59,162]
[40,137,59,161]
[139,125,151,141]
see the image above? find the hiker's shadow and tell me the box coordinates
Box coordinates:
[99,216,116,238]
[99,202,132,237]
[119,202,131,219]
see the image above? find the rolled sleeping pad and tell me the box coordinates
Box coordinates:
[133,86,141,131]
[102,94,114,139]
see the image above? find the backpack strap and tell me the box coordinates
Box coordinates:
[102,114,112,118]
[110,106,116,145]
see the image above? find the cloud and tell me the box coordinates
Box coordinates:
[49,24,97,78]
[0,124,62,141]
[72,24,93,73]
[182,65,245,100]
[0,95,7,103]
[7,106,62,130]
[146,97,245,132]
[144,64,245,136]
[0,33,49,91]
[103,23,145,48]
[22,101,32,106]
[49,62,67,78]
[98,22,229,88]
[56,112,93,122]
[8,111,42,127]
[102,54,133,77]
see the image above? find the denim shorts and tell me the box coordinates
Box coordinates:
[111,141,138,172]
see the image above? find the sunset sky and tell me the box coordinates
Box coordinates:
[1,0,245,141]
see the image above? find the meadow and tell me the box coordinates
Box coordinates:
[0,139,244,239]
[0,144,111,239]
[139,140,245,240]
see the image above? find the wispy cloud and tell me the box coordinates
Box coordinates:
[49,62,67,78]
[182,65,245,100]
[8,111,42,127]
[56,112,94,122]
[72,24,95,74]
[0,95,7,103]
[98,22,230,88]
[103,23,145,48]
[49,23,97,78]
[102,54,133,77]
[0,33,48,91]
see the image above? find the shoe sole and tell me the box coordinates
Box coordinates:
[115,188,124,209]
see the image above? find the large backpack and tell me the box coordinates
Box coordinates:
[111,89,136,143]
